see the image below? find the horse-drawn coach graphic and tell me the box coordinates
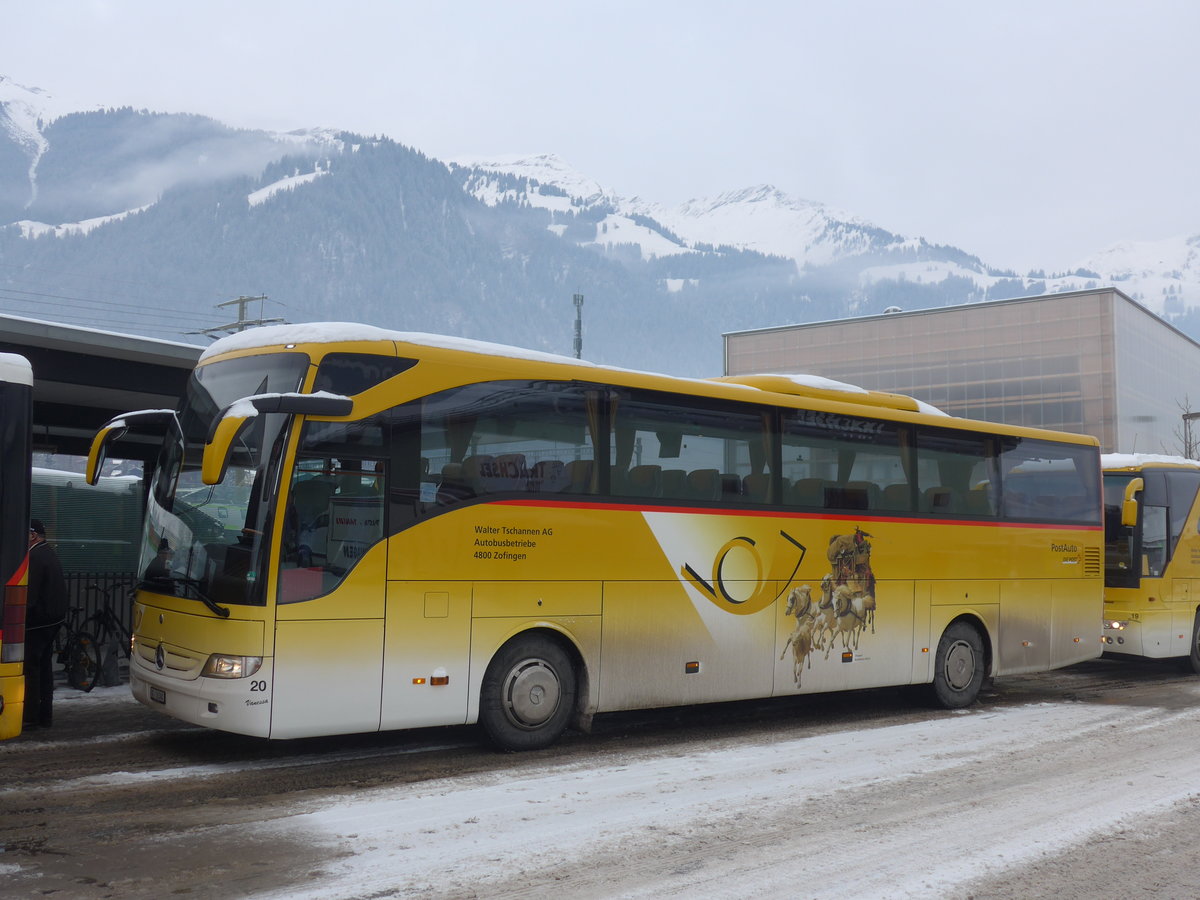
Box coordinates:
[781,527,877,687]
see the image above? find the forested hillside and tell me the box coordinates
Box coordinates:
[3,99,1197,375]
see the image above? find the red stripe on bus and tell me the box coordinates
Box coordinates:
[490,497,1102,530]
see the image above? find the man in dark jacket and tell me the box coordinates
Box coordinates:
[25,518,68,727]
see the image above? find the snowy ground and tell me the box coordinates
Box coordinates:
[257,697,1200,899]
[5,663,1200,899]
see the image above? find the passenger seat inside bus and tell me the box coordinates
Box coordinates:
[437,462,473,503]
[529,459,567,493]
[489,453,529,493]
[687,469,721,500]
[660,469,687,499]
[564,459,594,493]
[882,483,912,511]
[789,477,827,508]
[922,486,955,513]
[743,472,771,503]
[625,464,663,498]
[462,454,494,495]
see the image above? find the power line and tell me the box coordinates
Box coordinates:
[0,289,226,327]
[0,294,226,333]
[0,258,247,309]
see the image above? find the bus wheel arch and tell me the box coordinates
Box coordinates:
[1188,607,1200,675]
[479,629,582,752]
[930,616,989,709]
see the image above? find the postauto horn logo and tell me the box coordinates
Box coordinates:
[682,529,807,616]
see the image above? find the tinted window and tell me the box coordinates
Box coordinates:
[999,438,1100,524]
[314,353,417,396]
[611,389,771,503]
[398,381,598,515]
[915,429,997,517]
[780,409,908,512]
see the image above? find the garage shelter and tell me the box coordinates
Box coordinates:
[0,313,202,623]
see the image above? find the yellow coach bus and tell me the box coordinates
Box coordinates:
[1102,454,1200,670]
[88,324,1103,750]
[0,353,33,740]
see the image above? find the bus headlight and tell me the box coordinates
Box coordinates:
[1104,620,1128,631]
[202,654,263,679]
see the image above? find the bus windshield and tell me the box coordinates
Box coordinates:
[142,352,309,608]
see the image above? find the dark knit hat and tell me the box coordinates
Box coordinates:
[29,519,45,536]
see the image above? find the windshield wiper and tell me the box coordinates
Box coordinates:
[140,575,231,619]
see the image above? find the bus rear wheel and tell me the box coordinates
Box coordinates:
[931,621,984,709]
[479,635,576,751]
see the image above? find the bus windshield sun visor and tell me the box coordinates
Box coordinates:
[202,391,354,485]
[86,408,181,485]
[204,391,354,443]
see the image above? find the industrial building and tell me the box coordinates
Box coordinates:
[723,287,1200,454]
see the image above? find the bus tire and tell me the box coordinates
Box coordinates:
[479,635,576,752]
[931,621,984,709]
[1188,612,1200,675]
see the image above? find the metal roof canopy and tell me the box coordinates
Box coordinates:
[0,313,203,461]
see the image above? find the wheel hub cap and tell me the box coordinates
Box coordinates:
[505,660,561,727]
[944,640,975,690]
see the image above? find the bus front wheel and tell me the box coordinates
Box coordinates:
[931,621,984,709]
[479,635,576,751]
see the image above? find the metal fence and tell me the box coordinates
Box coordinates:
[65,572,137,633]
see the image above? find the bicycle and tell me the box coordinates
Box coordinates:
[80,584,133,687]
[54,605,101,692]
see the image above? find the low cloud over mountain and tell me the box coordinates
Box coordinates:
[2,76,1196,375]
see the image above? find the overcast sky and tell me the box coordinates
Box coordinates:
[5,0,1197,273]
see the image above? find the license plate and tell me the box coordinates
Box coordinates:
[150,686,166,704]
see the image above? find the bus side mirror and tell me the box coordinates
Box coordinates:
[201,413,252,485]
[86,409,179,485]
[201,393,353,486]
[1121,477,1143,527]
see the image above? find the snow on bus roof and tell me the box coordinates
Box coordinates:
[0,351,33,386]
[717,371,949,416]
[782,374,947,415]
[200,324,950,415]
[1102,452,1200,469]
[777,373,869,394]
[200,323,595,367]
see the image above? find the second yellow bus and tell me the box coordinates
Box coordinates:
[1102,453,1200,670]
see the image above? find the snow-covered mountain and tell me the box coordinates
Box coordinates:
[0,77,337,228]
[0,75,89,151]
[454,153,897,267]
[456,152,1200,318]
[2,74,1199,374]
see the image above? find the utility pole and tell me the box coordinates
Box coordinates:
[573,293,584,359]
[189,295,286,340]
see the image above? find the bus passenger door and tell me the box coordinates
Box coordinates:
[379,582,472,730]
[271,455,389,738]
[271,542,388,738]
